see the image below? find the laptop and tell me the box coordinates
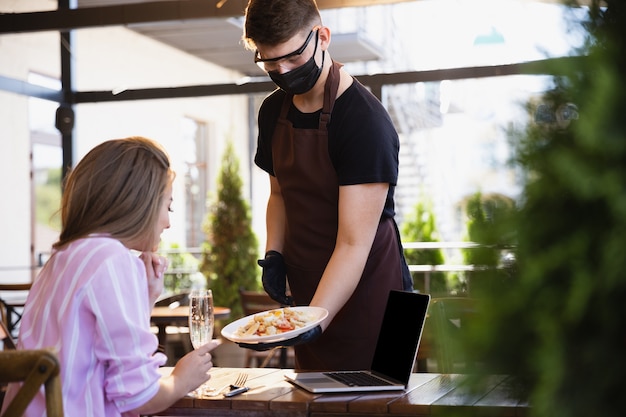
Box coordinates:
[285,290,430,393]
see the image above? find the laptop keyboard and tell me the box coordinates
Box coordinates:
[323,371,394,387]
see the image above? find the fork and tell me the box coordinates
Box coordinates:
[204,373,248,397]
[223,373,249,397]
[230,373,248,390]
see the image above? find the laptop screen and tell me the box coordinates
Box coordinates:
[370,291,430,385]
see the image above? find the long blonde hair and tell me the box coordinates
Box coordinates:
[54,136,174,250]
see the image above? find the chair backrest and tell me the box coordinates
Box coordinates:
[0,283,32,338]
[429,297,478,373]
[155,291,190,308]
[0,313,17,410]
[0,348,64,417]
[239,289,282,316]
[0,318,15,350]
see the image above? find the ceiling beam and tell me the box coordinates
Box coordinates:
[70,57,582,103]
[0,0,247,34]
[0,75,64,101]
[0,0,416,34]
[0,56,582,104]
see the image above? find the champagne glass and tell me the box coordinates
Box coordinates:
[189,289,214,348]
[188,289,214,396]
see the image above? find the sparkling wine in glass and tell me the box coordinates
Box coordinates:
[189,289,214,349]
[188,289,214,397]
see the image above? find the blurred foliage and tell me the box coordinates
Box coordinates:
[35,167,62,230]
[199,142,260,318]
[401,199,448,295]
[470,2,626,417]
[162,242,200,295]
[462,192,517,266]
[461,192,517,296]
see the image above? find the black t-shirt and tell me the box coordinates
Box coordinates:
[254,78,400,218]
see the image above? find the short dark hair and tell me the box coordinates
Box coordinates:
[243,0,321,50]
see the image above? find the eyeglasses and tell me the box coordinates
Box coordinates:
[254,27,320,67]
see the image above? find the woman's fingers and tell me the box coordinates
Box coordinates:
[140,252,168,278]
[140,252,168,303]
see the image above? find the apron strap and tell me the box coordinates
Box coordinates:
[279,91,293,119]
[277,60,344,127]
[319,60,343,130]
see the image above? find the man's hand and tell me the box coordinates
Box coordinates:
[258,251,293,305]
[236,325,321,351]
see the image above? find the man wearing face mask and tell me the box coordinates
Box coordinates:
[241,0,413,371]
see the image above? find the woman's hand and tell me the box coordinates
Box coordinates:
[140,252,168,305]
[171,340,219,393]
[131,340,220,415]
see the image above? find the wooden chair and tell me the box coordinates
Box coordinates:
[155,291,190,308]
[238,289,295,368]
[0,283,32,339]
[154,292,191,363]
[0,348,64,417]
[429,297,479,373]
[414,308,435,372]
[0,318,16,350]
[0,317,16,409]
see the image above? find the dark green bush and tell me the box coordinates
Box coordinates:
[401,200,447,295]
[462,192,517,297]
[474,2,626,416]
[200,142,260,318]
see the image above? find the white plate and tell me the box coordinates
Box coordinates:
[221,306,328,344]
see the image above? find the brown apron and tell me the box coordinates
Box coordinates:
[272,61,404,371]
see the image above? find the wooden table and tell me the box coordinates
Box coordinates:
[151,306,231,347]
[151,367,529,417]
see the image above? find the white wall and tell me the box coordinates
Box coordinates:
[0,1,62,281]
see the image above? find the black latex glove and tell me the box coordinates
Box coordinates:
[236,325,322,351]
[258,250,293,306]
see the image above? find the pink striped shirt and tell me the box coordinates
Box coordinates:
[2,235,167,417]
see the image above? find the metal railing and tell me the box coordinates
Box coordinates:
[2,242,509,295]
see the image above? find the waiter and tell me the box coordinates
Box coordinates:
[241,0,412,371]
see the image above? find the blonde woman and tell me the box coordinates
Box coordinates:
[2,137,218,417]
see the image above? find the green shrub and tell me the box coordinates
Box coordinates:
[401,200,447,295]
[461,192,517,296]
[474,3,626,416]
[199,142,260,318]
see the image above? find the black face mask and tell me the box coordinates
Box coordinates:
[268,49,325,95]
